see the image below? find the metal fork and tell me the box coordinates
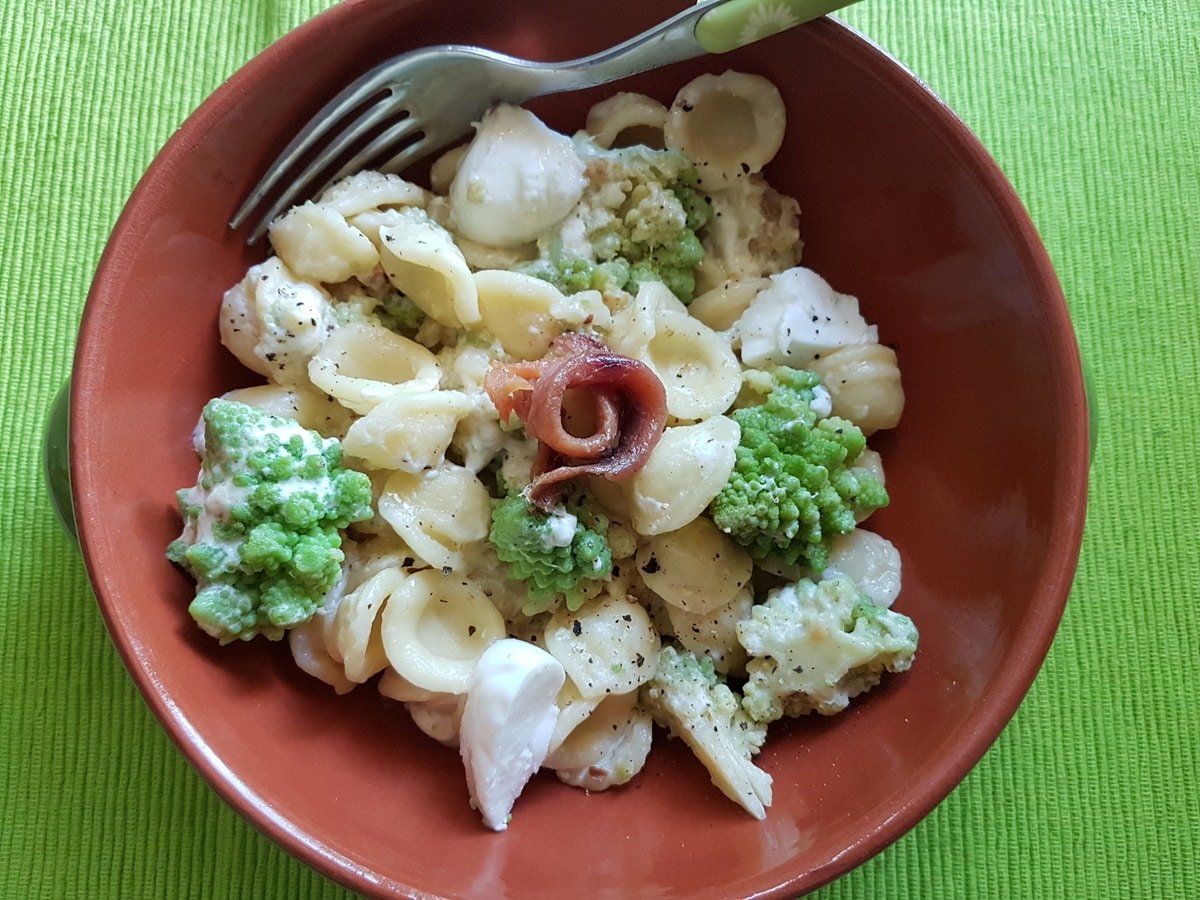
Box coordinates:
[230,0,859,242]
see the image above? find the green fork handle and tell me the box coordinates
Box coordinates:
[695,0,862,54]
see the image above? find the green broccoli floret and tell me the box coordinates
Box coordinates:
[488,492,612,614]
[167,398,373,643]
[736,576,918,723]
[710,368,888,571]
[640,644,772,819]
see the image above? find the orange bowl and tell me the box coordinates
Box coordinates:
[70,1,1090,896]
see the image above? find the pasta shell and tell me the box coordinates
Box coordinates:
[380,569,506,694]
[664,71,785,191]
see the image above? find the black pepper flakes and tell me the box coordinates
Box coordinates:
[641,555,661,574]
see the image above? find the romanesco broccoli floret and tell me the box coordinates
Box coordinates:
[514,253,631,296]
[521,144,712,303]
[167,398,373,643]
[736,576,918,723]
[710,367,888,571]
[640,644,772,819]
[488,492,613,614]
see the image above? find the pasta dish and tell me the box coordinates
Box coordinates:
[167,71,918,830]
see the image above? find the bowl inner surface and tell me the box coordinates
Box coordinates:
[71,1,1089,896]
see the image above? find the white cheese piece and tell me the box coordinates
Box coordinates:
[449,104,586,247]
[459,639,566,831]
[542,509,578,550]
[737,266,877,368]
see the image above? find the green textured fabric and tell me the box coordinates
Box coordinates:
[2,1,1197,897]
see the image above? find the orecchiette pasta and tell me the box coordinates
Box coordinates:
[428,144,468,196]
[467,548,533,624]
[642,307,741,420]
[664,71,786,191]
[636,517,752,614]
[376,208,481,327]
[344,532,418,593]
[380,569,506,693]
[377,463,492,572]
[308,322,441,415]
[406,693,468,747]
[288,617,356,695]
[809,342,905,435]
[607,282,740,421]
[824,529,902,608]
[665,586,753,676]
[331,567,403,683]
[625,415,740,535]
[268,201,379,284]
[474,269,571,359]
[585,92,668,150]
[688,277,768,332]
[547,677,604,753]
[219,383,355,438]
[377,666,437,703]
[317,169,430,217]
[545,691,653,791]
[342,389,473,472]
[544,594,660,699]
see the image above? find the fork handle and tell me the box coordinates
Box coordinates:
[549,0,861,91]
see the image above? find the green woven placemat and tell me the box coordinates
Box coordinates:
[2,1,1196,897]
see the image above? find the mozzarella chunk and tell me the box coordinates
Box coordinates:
[737,267,877,368]
[449,104,586,246]
[459,639,566,831]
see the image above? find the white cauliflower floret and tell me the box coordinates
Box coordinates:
[219,257,333,386]
[736,577,918,723]
[640,645,772,819]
